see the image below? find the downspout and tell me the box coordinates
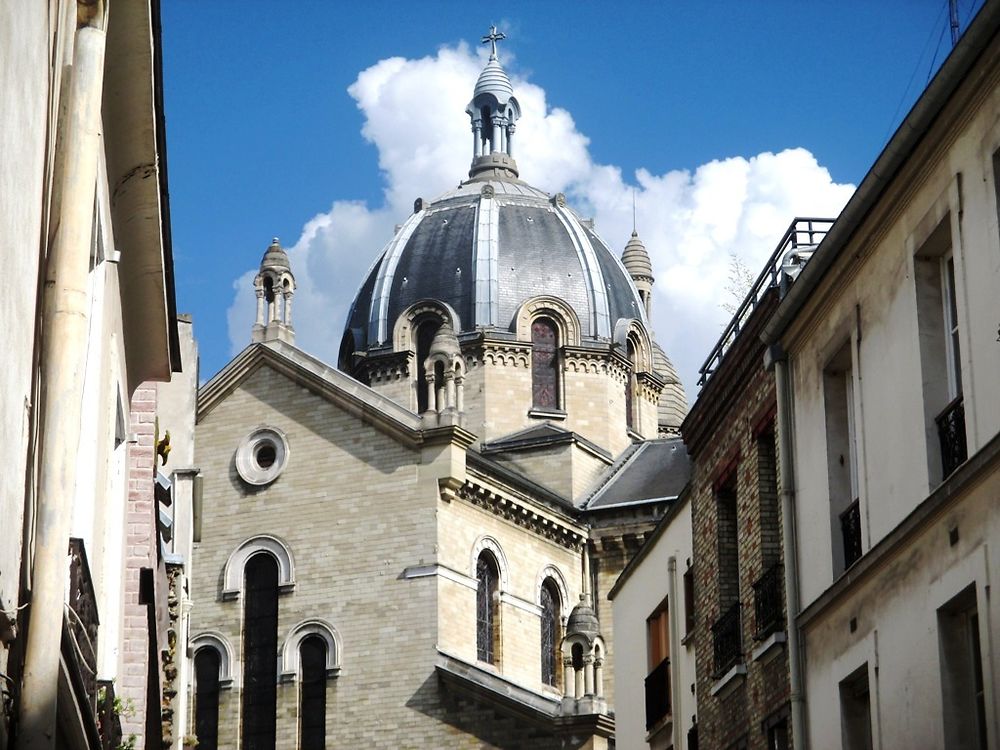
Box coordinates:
[16,4,107,749]
[667,557,682,750]
[771,349,807,748]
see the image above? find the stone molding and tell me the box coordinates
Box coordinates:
[456,479,585,550]
[190,631,237,689]
[279,618,342,681]
[221,534,295,600]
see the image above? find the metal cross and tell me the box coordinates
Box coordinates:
[481,25,506,59]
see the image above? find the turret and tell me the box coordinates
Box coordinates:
[466,26,521,180]
[252,237,296,345]
[622,230,653,318]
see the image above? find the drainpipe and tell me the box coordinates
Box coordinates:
[772,350,807,748]
[667,557,682,750]
[16,5,107,749]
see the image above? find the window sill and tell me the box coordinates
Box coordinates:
[528,408,566,420]
[751,631,786,664]
[645,713,673,744]
[709,662,747,699]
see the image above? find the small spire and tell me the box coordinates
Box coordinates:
[632,189,637,234]
[482,24,506,60]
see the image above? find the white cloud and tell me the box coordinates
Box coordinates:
[227,43,855,402]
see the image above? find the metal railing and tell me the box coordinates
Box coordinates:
[644,657,671,730]
[937,395,967,479]
[840,499,863,570]
[698,218,834,386]
[67,538,99,710]
[711,602,742,677]
[97,679,123,750]
[752,563,784,640]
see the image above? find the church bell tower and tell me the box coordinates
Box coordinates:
[252,237,296,345]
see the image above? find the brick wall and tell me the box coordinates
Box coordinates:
[121,383,158,745]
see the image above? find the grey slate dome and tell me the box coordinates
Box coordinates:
[339,27,648,365]
[341,181,648,358]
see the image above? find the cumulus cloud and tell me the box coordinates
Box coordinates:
[227,43,854,401]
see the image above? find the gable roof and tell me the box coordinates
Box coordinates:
[197,340,474,450]
[480,421,611,461]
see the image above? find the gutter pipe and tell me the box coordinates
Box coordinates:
[16,6,107,749]
[771,349,807,748]
[667,556,682,750]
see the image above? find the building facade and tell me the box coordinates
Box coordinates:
[0,2,185,749]
[761,5,1000,748]
[186,31,688,749]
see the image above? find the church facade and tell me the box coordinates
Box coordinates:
[187,30,689,749]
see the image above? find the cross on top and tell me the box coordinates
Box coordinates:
[481,25,506,59]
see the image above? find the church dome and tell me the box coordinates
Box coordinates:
[341,182,647,356]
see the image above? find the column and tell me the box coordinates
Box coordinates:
[255,288,265,326]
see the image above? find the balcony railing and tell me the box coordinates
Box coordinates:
[937,395,967,479]
[711,602,742,677]
[752,563,784,640]
[644,657,671,731]
[840,500,862,570]
[67,538,100,710]
[698,217,834,386]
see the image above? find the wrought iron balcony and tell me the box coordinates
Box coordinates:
[644,657,671,731]
[752,563,784,640]
[840,500,862,570]
[937,395,967,479]
[67,538,100,711]
[711,602,742,677]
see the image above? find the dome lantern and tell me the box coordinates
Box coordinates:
[466,26,521,180]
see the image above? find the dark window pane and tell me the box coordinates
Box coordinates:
[531,318,559,409]
[300,636,327,750]
[194,649,220,750]
[625,339,636,430]
[242,554,278,750]
[540,581,560,686]
[477,554,499,664]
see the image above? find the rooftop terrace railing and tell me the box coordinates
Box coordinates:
[697,218,835,387]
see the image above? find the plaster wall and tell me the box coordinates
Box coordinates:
[802,472,1000,749]
[789,69,1000,606]
[611,503,696,750]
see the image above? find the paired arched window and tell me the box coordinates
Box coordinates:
[540,579,562,687]
[242,553,279,749]
[299,635,327,750]
[415,318,441,413]
[194,648,221,750]
[476,552,501,664]
[531,317,560,410]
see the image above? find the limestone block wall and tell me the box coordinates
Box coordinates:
[436,490,583,694]
[192,364,452,747]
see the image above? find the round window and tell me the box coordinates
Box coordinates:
[235,427,289,486]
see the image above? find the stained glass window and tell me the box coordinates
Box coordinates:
[477,553,499,664]
[540,580,561,686]
[194,648,220,750]
[299,636,327,750]
[531,318,559,409]
[242,554,278,750]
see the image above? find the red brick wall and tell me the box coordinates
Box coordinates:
[121,383,157,744]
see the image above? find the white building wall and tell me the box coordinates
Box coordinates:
[610,501,695,750]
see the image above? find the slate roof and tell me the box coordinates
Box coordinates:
[584,437,690,510]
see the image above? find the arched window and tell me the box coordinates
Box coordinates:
[299,635,327,750]
[194,648,221,750]
[476,552,500,664]
[242,554,278,750]
[540,580,562,687]
[531,317,559,410]
[625,337,637,431]
[416,318,440,413]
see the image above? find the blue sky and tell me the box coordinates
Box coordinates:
[162,1,984,393]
